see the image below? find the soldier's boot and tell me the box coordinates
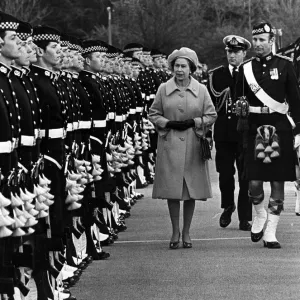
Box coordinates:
[249,191,267,242]
[263,198,283,249]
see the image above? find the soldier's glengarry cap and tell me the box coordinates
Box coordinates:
[167,47,199,69]
[123,43,143,53]
[32,25,61,43]
[0,12,19,31]
[68,35,82,52]
[151,49,163,58]
[106,45,123,58]
[223,35,251,51]
[82,40,108,55]
[60,33,71,48]
[17,21,33,41]
[252,22,276,36]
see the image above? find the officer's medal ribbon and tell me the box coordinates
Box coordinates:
[270,68,278,80]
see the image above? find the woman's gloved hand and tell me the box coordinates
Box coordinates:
[166,121,188,131]
[183,119,195,128]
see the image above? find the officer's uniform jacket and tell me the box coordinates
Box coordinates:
[207,65,239,142]
[79,70,107,154]
[31,65,66,163]
[10,66,38,168]
[22,67,41,161]
[72,72,93,144]
[235,53,300,134]
[0,63,21,175]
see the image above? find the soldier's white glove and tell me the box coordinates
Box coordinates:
[294,134,300,157]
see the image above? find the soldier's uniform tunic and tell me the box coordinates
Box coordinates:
[236,53,300,181]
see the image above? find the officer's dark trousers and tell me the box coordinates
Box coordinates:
[215,141,252,221]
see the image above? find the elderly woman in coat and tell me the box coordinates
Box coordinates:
[149,47,217,249]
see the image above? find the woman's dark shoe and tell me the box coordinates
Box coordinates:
[169,233,180,249]
[263,240,281,249]
[182,241,192,249]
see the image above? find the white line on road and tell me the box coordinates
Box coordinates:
[115,236,251,244]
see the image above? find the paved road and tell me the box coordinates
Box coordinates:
[71,157,300,300]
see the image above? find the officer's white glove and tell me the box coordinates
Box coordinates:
[294,134,300,157]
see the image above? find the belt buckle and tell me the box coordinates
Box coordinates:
[261,107,269,114]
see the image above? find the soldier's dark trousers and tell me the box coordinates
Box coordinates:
[215,141,252,221]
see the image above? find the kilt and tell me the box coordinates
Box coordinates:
[245,113,297,182]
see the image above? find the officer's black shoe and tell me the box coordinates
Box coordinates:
[251,229,264,242]
[219,204,236,228]
[239,221,252,231]
[263,241,281,249]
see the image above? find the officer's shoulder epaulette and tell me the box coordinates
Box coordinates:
[275,54,293,62]
[208,65,224,74]
[240,57,255,66]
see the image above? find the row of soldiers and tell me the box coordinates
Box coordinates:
[0,11,170,300]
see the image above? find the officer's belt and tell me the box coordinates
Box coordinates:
[20,135,36,146]
[0,140,13,153]
[136,107,143,113]
[107,112,115,120]
[67,123,73,132]
[40,128,65,139]
[79,121,91,129]
[115,115,123,122]
[73,121,79,130]
[44,154,63,169]
[249,106,276,114]
[93,120,106,128]
[129,108,136,114]
[34,129,41,139]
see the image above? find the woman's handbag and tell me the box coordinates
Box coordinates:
[200,117,212,161]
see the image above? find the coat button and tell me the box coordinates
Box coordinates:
[180,137,185,141]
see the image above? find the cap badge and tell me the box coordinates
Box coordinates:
[264,24,270,32]
[229,37,238,46]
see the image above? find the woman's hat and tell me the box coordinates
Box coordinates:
[167,47,199,70]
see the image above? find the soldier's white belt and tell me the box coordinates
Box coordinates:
[67,123,73,132]
[108,112,115,120]
[136,107,143,113]
[12,138,18,149]
[249,106,276,114]
[0,141,13,153]
[34,129,41,139]
[146,96,150,101]
[44,154,62,170]
[73,121,79,130]
[141,93,146,99]
[20,135,36,146]
[40,128,65,139]
[123,114,127,121]
[93,120,106,128]
[115,115,123,122]
[79,121,91,129]
[150,94,155,99]
[129,108,136,114]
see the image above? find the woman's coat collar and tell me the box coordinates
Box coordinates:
[165,76,200,97]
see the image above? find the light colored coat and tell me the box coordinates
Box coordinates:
[149,76,217,200]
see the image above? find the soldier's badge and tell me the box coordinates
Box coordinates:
[270,68,278,80]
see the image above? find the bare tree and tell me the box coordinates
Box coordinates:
[0,0,52,25]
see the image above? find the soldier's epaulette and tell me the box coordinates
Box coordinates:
[240,57,255,66]
[208,65,224,74]
[275,54,293,62]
